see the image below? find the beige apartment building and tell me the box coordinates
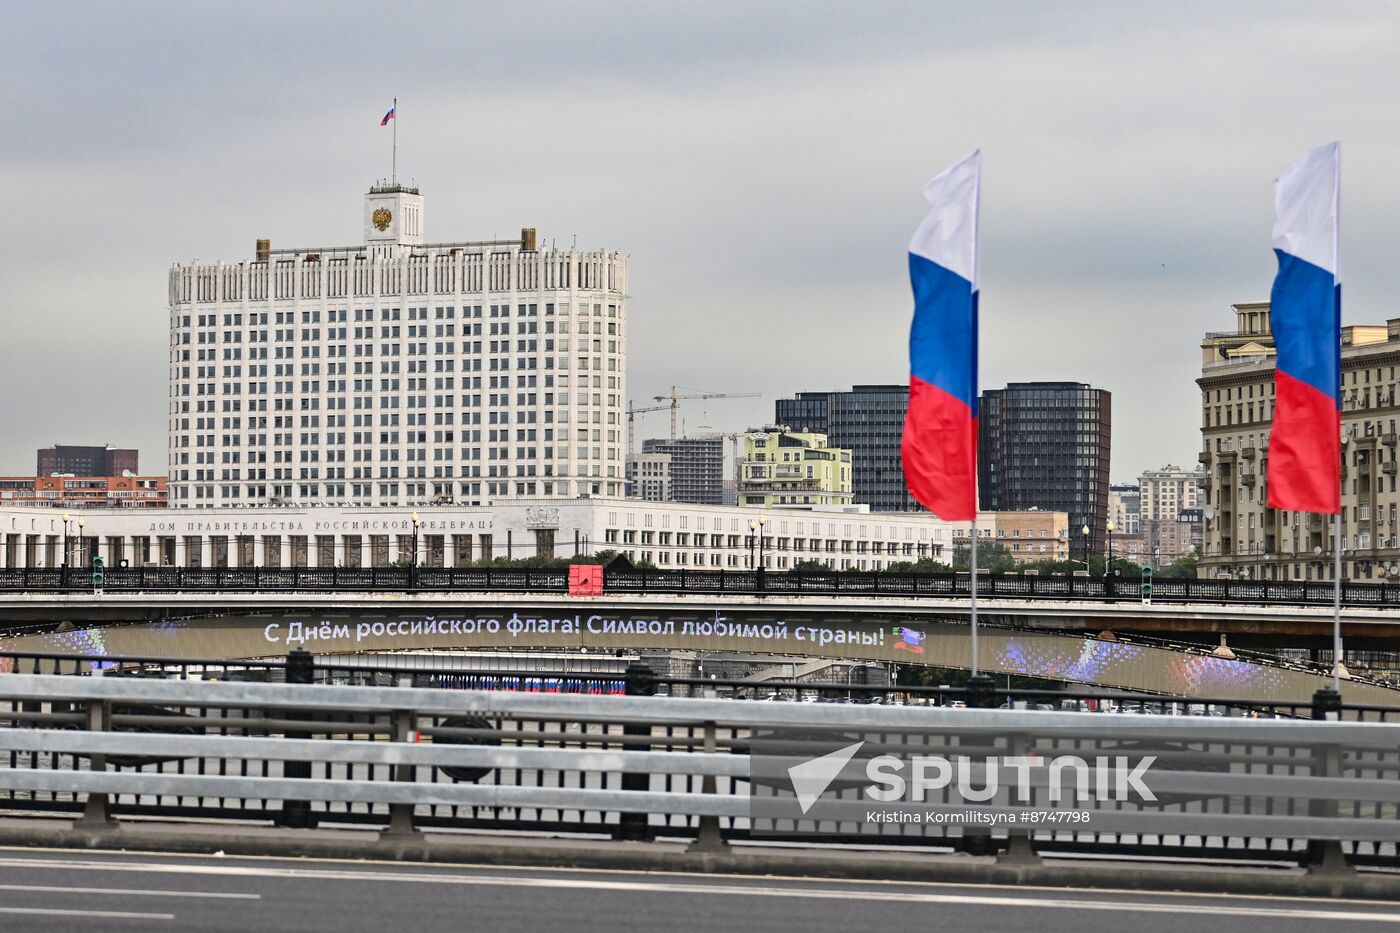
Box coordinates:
[951,510,1070,565]
[1198,301,1400,582]
[1139,465,1202,522]
[1136,465,1203,568]
[738,429,852,509]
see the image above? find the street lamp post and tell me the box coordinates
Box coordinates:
[1080,523,1090,574]
[409,511,423,591]
[77,518,86,570]
[61,512,72,573]
[757,515,768,590]
[749,516,768,591]
[1105,519,1116,597]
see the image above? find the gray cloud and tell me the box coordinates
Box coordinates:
[1,1,1397,482]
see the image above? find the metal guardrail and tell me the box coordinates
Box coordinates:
[2,566,1400,609]
[0,648,1346,715]
[1,669,1398,869]
[8,646,1400,717]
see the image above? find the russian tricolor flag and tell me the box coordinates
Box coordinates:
[902,150,981,521]
[1266,142,1341,515]
[381,107,396,126]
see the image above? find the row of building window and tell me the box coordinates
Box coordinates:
[183,303,618,329]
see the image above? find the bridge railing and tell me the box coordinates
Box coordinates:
[0,647,1323,714]
[1,565,1399,608]
[0,668,1398,870]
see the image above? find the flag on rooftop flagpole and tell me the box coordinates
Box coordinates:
[1266,142,1341,515]
[901,150,981,521]
[380,106,396,126]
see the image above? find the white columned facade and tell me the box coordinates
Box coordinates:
[168,184,628,512]
[0,501,1070,574]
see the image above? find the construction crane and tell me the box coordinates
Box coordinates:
[626,401,670,456]
[653,387,760,441]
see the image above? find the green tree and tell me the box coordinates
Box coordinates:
[573,549,618,565]
[951,540,1018,573]
[1158,547,1201,579]
[457,549,621,570]
[790,559,830,572]
[883,558,954,574]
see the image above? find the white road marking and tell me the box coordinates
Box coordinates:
[0,906,173,920]
[0,882,258,899]
[0,856,1396,922]
[4,843,1377,908]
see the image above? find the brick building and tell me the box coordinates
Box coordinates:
[0,475,167,509]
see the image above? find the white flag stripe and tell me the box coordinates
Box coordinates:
[908,149,981,286]
[1271,141,1340,278]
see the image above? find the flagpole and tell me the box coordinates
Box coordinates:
[1332,145,1343,695]
[392,96,398,185]
[1333,510,1342,692]
[970,514,979,676]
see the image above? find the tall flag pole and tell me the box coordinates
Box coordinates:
[380,99,398,182]
[1265,141,1342,691]
[902,150,982,673]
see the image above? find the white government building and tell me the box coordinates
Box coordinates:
[0,499,1001,572]
[167,182,629,509]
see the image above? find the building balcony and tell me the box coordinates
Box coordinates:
[1198,450,1213,465]
[1241,446,1256,460]
[1384,433,1398,447]
[738,479,830,493]
[1240,472,1256,486]
[1385,462,1398,476]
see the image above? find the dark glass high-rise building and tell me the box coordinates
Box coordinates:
[776,385,918,512]
[37,445,139,477]
[978,382,1112,554]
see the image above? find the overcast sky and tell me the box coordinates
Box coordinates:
[2,2,1397,482]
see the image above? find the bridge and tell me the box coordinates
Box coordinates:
[2,589,1398,705]
[0,664,1399,918]
[4,568,1399,704]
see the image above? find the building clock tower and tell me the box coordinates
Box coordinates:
[363,182,425,251]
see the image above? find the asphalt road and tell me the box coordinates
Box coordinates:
[0,848,1397,932]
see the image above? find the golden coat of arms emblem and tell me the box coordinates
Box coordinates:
[372,207,392,231]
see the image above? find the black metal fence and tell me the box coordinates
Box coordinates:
[3,565,1399,607]
[4,646,1391,721]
